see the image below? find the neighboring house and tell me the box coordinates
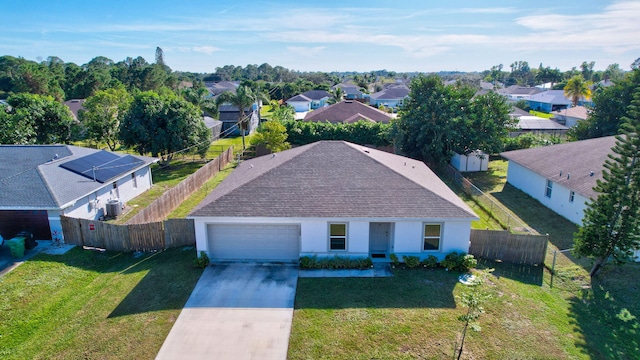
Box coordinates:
[63,99,86,121]
[552,106,589,128]
[189,141,478,262]
[285,90,331,112]
[527,90,574,112]
[497,85,543,102]
[218,104,260,136]
[333,83,365,100]
[369,85,410,109]
[303,100,393,124]
[205,81,240,96]
[501,136,616,225]
[510,116,569,137]
[0,145,157,242]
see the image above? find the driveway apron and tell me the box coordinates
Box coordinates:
[156,263,298,360]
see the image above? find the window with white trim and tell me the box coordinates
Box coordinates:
[545,180,553,198]
[569,191,575,203]
[329,223,347,251]
[423,223,442,251]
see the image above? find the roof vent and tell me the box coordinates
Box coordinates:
[559,170,563,176]
[272,153,277,158]
[590,171,594,176]
[363,150,370,153]
[567,173,571,179]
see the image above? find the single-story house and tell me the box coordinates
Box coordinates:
[369,85,410,109]
[303,100,393,123]
[497,85,543,102]
[527,90,573,113]
[333,83,365,100]
[500,136,616,226]
[552,106,589,128]
[0,145,157,242]
[218,104,260,136]
[285,90,331,112]
[189,141,478,262]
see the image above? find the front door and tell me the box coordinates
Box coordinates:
[369,222,391,258]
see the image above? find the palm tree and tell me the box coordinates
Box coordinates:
[216,85,269,149]
[328,87,344,104]
[564,75,592,107]
[182,86,218,118]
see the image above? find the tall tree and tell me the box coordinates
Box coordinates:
[80,86,132,150]
[573,88,640,277]
[564,75,592,106]
[119,91,210,165]
[580,61,596,81]
[216,85,268,149]
[251,120,291,153]
[181,86,218,118]
[393,75,511,166]
[3,93,75,144]
[328,87,344,104]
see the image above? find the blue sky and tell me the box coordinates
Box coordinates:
[1,0,639,73]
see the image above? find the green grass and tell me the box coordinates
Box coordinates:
[0,246,203,360]
[529,110,555,119]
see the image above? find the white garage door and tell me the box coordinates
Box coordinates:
[207,224,300,261]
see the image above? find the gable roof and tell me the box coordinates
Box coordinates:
[497,85,543,96]
[528,90,572,105]
[501,136,617,199]
[370,86,410,100]
[301,90,331,100]
[286,94,312,103]
[0,145,157,210]
[304,100,393,123]
[553,106,589,120]
[190,141,477,219]
[509,107,532,118]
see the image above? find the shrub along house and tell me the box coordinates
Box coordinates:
[0,145,157,242]
[188,141,478,262]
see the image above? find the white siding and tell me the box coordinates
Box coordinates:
[507,162,589,225]
[191,217,473,261]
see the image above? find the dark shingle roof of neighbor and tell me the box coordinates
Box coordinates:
[190,141,477,219]
[501,136,617,199]
[370,86,410,100]
[301,90,331,100]
[0,145,157,209]
[304,100,393,123]
[509,107,531,118]
[528,90,572,105]
[286,94,312,102]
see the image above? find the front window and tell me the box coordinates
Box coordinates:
[545,180,553,198]
[329,223,347,251]
[423,224,441,251]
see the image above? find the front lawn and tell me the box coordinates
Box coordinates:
[290,262,640,359]
[0,247,202,360]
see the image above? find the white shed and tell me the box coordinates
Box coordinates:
[451,150,489,172]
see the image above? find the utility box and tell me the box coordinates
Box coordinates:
[106,199,122,218]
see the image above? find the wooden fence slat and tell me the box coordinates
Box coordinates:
[469,229,548,265]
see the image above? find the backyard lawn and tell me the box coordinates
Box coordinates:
[0,246,202,360]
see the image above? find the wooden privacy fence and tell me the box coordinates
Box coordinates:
[61,216,195,252]
[126,147,233,225]
[468,229,549,265]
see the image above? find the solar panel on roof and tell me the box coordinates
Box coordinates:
[60,151,144,183]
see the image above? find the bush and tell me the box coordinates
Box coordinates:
[421,255,439,269]
[390,253,400,267]
[298,255,373,270]
[192,251,210,268]
[441,252,478,272]
[403,255,421,268]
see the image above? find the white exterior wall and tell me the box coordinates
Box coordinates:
[192,216,473,261]
[451,152,488,172]
[286,101,311,112]
[506,162,589,225]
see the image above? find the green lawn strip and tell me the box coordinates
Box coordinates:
[289,266,593,359]
[0,247,202,360]
[529,110,555,119]
[167,163,237,218]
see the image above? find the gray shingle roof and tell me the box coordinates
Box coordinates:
[0,145,157,209]
[501,136,617,199]
[286,94,312,102]
[190,141,477,219]
[304,100,392,123]
[300,90,331,100]
[497,85,543,96]
[528,90,572,105]
[370,86,410,100]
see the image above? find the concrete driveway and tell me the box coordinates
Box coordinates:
[156,263,298,360]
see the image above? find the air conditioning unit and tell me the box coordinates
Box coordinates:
[106,199,122,218]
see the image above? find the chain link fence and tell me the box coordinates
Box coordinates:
[444,165,533,234]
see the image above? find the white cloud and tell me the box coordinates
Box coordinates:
[191,46,221,55]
